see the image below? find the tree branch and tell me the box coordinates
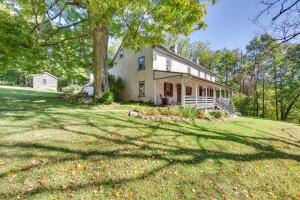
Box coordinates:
[41,33,89,46]
[272,0,300,21]
[44,19,87,42]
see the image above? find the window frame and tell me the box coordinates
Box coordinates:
[138,56,145,70]
[166,59,172,71]
[164,82,173,97]
[139,81,145,97]
[185,86,192,96]
[42,78,47,85]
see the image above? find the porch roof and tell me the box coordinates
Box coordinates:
[153,70,234,90]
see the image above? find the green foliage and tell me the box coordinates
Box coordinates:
[134,106,205,119]
[209,110,224,118]
[99,91,114,104]
[0,68,28,86]
[108,75,124,101]
[232,94,253,116]
[61,84,82,95]
[179,106,200,118]
[0,7,45,74]
[214,49,239,85]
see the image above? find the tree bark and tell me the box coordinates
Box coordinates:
[262,72,265,118]
[282,93,300,121]
[91,26,108,100]
[273,65,279,120]
[102,34,109,91]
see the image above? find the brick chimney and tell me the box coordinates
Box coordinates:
[170,45,178,54]
[192,57,199,65]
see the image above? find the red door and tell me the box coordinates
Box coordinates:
[177,84,181,104]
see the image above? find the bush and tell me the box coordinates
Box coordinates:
[99,91,114,104]
[209,110,223,119]
[209,110,227,119]
[134,106,204,119]
[179,106,200,118]
[133,106,159,115]
[62,84,82,95]
[231,94,253,116]
[198,111,207,119]
[108,75,124,101]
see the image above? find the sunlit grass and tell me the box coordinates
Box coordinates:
[0,86,299,199]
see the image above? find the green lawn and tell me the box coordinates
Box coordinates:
[0,86,299,200]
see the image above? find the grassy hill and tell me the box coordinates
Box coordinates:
[0,86,299,199]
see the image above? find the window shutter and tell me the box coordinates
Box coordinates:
[170,83,173,97]
[190,87,192,95]
[163,82,167,96]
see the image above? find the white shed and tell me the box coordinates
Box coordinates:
[32,72,58,91]
[81,82,94,96]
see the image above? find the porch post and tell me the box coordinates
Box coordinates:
[213,87,216,107]
[195,82,198,107]
[181,78,185,106]
[205,86,208,113]
[221,89,223,99]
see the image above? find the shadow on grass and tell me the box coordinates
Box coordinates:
[0,109,299,198]
[0,86,96,112]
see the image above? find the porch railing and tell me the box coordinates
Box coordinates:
[184,96,215,108]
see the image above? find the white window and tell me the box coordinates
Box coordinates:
[138,56,145,70]
[166,59,172,71]
[139,81,145,97]
[42,79,47,85]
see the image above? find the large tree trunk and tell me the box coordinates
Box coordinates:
[282,93,300,121]
[262,73,265,118]
[91,26,108,100]
[102,34,109,91]
[273,65,278,120]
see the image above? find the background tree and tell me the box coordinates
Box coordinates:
[6,0,215,99]
[255,0,300,43]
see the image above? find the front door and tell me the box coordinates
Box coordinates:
[177,84,181,104]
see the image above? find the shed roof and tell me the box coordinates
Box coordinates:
[32,72,58,80]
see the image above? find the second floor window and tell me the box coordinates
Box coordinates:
[166,59,172,71]
[138,56,145,70]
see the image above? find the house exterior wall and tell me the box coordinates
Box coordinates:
[32,73,57,91]
[108,46,224,104]
[153,48,216,82]
[155,76,219,105]
[109,47,155,103]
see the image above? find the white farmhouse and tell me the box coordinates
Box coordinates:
[108,45,234,113]
[31,72,58,91]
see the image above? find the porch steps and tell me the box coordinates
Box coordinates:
[216,98,236,115]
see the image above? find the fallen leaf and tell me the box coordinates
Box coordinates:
[6,172,14,177]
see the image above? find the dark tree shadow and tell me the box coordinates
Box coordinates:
[0,108,299,199]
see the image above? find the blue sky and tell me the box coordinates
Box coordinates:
[191,0,268,51]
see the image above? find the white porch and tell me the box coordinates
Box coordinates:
[154,72,233,110]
